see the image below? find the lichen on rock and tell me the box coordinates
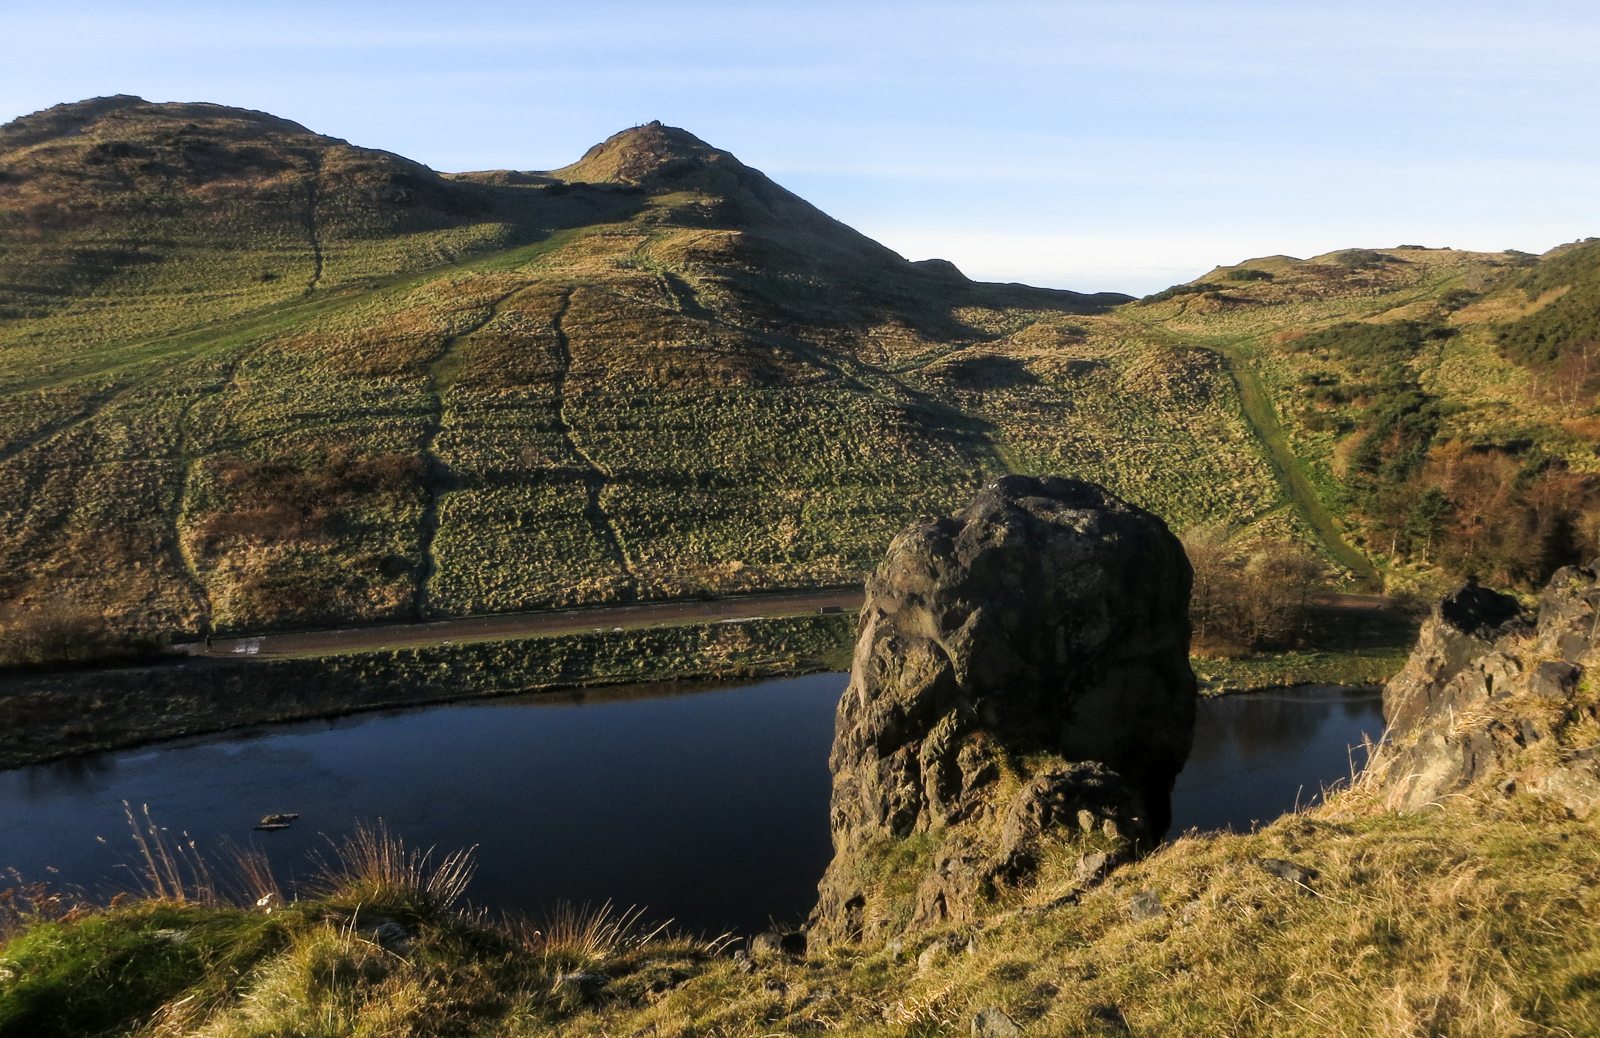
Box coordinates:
[812,475,1197,943]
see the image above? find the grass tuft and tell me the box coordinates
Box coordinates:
[312,820,477,918]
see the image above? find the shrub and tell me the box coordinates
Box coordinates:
[0,600,162,670]
[1223,268,1273,282]
[1183,529,1324,656]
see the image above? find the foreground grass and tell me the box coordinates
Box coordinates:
[4,796,1596,1037]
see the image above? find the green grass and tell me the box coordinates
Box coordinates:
[1214,340,1379,585]
[0,905,288,1038]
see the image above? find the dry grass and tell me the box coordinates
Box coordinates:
[542,799,1600,1038]
[310,820,477,915]
[513,900,666,960]
[5,798,1598,1037]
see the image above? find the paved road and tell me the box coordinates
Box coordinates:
[179,588,867,659]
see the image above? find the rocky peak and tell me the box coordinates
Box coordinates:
[550,121,735,188]
[813,475,1196,944]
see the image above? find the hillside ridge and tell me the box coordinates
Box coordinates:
[5,95,1600,655]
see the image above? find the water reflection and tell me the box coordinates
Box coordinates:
[1170,685,1385,835]
[0,677,1386,934]
[0,673,846,936]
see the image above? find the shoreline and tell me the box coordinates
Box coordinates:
[0,613,857,772]
[1,664,1391,780]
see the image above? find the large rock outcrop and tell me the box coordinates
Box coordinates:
[813,475,1196,943]
[1368,571,1600,817]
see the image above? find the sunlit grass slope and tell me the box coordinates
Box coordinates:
[1125,243,1600,593]
[3,796,1596,1037]
[4,103,1309,640]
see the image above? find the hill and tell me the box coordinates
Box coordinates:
[1,98,1287,643]
[7,96,1600,648]
[1131,243,1600,597]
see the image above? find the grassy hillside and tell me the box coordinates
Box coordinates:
[1127,244,1600,594]
[0,101,1290,643]
[8,97,1600,647]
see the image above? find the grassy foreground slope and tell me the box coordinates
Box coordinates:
[1,99,1290,641]
[1,776,1594,1037]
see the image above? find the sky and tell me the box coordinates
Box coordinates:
[5,0,1600,295]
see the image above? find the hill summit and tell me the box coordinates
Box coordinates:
[1,98,1154,643]
[552,120,738,188]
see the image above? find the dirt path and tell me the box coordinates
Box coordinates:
[180,588,866,659]
[1213,341,1381,589]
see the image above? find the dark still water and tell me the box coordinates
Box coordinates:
[0,678,1383,935]
[1171,684,1385,834]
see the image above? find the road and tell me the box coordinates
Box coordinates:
[177,587,1396,661]
[179,588,867,659]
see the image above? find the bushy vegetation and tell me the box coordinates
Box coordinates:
[1257,316,1600,585]
[1181,528,1323,656]
[0,599,164,670]
[1497,240,1600,390]
[1113,240,1600,594]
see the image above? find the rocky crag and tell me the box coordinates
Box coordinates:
[813,475,1197,944]
[1368,569,1600,817]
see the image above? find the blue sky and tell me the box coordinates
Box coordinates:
[5,0,1599,294]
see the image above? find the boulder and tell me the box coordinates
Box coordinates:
[813,475,1196,943]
